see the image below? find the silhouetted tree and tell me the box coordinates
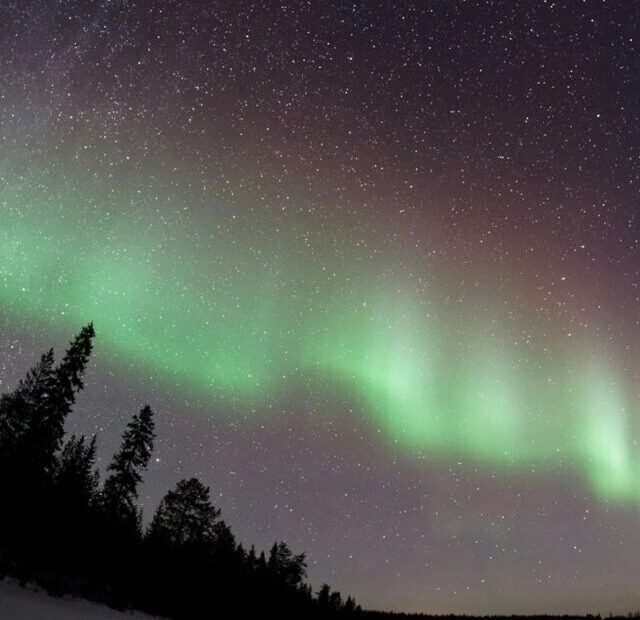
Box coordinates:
[49,434,100,581]
[258,550,267,571]
[330,590,343,610]
[0,349,55,469]
[318,583,332,609]
[0,349,56,562]
[247,544,258,567]
[27,324,95,480]
[98,404,154,608]
[0,325,95,573]
[268,541,307,588]
[344,595,357,613]
[101,405,155,533]
[56,434,99,511]
[50,325,95,445]
[213,518,237,558]
[148,477,220,547]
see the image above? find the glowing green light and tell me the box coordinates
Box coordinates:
[2,164,639,506]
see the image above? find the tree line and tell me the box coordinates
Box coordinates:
[0,324,359,618]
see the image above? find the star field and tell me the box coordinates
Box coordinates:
[1,1,639,614]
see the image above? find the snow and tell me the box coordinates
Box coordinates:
[0,579,159,619]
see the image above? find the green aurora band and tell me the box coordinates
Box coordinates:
[1,164,639,506]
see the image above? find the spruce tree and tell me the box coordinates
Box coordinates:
[51,434,100,576]
[23,324,95,481]
[101,405,155,532]
[258,550,267,572]
[98,405,154,608]
[0,325,94,572]
[247,544,258,569]
[343,595,357,613]
[0,349,56,552]
[317,583,331,609]
[56,434,99,510]
[0,348,56,463]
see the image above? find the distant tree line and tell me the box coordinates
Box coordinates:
[0,324,359,618]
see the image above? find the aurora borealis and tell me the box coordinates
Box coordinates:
[1,0,640,615]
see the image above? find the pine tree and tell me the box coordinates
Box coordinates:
[258,550,267,572]
[23,324,95,481]
[0,349,57,551]
[50,434,100,577]
[148,477,220,547]
[97,405,155,609]
[343,595,357,613]
[0,348,55,463]
[215,519,237,552]
[247,544,258,569]
[317,583,331,609]
[55,323,95,405]
[56,434,99,510]
[329,590,343,610]
[0,325,94,572]
[267,541,307,588]
[101,405,155,532]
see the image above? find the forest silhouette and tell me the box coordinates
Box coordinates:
[0,324,360,618]
[0,324,627,620]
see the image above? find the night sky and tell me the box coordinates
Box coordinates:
[1,0,639,615]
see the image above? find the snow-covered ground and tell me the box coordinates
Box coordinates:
[0,579,158,619]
